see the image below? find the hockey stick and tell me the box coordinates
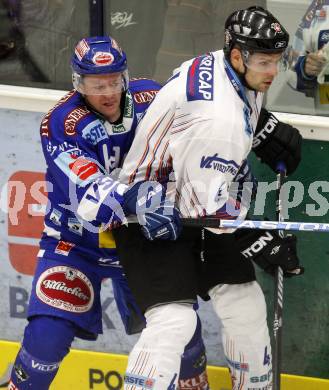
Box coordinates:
[128,215,329,232]
[180,218,329,232]
[273,164,286,390]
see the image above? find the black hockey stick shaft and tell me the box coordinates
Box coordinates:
[273,165,286,390]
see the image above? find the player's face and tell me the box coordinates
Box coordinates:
[83,73,123,122]
[244,52,284,92]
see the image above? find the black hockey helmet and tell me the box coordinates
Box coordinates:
[223,6,289,57]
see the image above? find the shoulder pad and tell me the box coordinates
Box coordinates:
[40,90,93,138]
[129,78,161,106]
[129,77,161,91]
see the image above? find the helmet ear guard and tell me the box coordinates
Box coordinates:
[223,6,289,58]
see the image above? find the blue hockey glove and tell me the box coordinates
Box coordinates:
[122,181,182,241]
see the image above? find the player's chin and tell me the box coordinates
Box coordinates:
[258,83,272,92]
[101,105,116,115]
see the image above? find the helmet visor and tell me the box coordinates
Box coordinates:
[72,69,129,95]
[242,50,288,73]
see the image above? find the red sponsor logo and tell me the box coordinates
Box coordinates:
[64,106,91,136]
[55,240,75,256]
[92,52,114,66]
[271,22,282,33]
[75,38,90,61]
[178,371,208,389]
[36,266,94,313]
[133,90,158,104]
[7,171,47,275]
[68,154,99,180]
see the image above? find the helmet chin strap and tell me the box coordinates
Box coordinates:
[235,66,256,91]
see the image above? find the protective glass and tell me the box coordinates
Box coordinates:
[242,50,289,73]
[72,69,129,95]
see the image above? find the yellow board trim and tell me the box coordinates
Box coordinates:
[98,229,116,249]
[1,340,329,389]
[319,84,329,105]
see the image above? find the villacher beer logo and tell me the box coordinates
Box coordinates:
[36,266,94,313]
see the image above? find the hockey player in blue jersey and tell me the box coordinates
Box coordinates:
[8,36,208,390]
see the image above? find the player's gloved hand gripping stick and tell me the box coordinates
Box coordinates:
[123,181,182,240]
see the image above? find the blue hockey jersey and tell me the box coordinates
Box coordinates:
[39,78,161,269]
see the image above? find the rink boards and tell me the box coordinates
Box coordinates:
[1,340,328,390]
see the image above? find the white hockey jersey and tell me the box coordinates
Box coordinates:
[119,50,263,221]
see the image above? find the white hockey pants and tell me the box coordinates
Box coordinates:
[124,303,197,390]
[209,281,272,390]
[124,282,272,390]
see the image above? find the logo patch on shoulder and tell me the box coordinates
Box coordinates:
[75,39,89,61]
[64,106,91,136]
[40,91,76,137]
[186,54,214,101]
[133,90,158,104]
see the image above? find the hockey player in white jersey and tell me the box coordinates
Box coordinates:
[112,6,304,390]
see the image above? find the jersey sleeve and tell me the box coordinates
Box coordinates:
[120,68,250,220]
[41,113,127,227]
[119,79,178,185]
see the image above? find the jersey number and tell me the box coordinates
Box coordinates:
[103,145,120,173]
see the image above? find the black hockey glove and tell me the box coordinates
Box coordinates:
[236,229,304,277]
[253,108,302,175]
